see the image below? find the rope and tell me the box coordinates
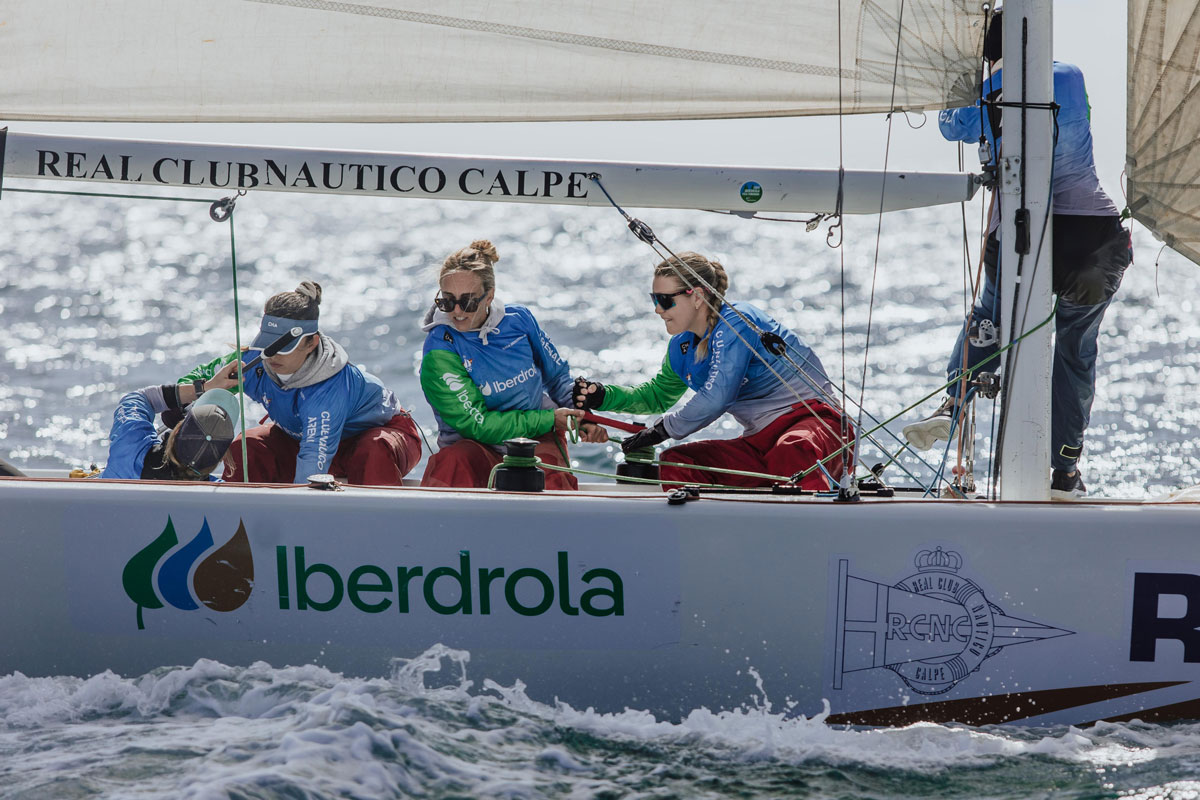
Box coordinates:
[4,186,217,204]
[789,297,1060,485]
[588,173,954,491]
[852,0,907,481]
[485,456,737,491]
[219,195,252,482]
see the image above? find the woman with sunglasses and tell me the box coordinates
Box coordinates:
[419,239,605,488]
[573,252,849,490]
[200,281,422,484]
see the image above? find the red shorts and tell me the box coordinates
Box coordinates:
[223,413,422,485]
[659,401,850,491]
[420,431,579,490]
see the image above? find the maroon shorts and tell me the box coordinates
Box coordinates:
[223,413,422,485]
[659,400,850,491]
[420,431,578,490]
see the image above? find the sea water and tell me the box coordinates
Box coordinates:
[2,186,1200,798]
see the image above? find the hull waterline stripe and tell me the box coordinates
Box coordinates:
[826,681,1188,726]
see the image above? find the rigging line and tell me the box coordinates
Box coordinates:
[649,241,847,456]
[836,0,849,484]
[3,187,217,204]
[586,174,933,484]
[647,235,940,487]
[852,0,906,482]
[217,193,252,482]
[794,298,1059,487]
[248,0,858,80]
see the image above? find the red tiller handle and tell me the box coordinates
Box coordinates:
[580,411,646,434]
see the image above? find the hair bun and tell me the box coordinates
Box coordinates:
[469,239,500,264]
[296,281,323,305]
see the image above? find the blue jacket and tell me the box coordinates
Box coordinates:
[237,355,401,481]
[663,303,834,438]
[420,303,574,447]
[599,302,834,439]
[101,390,219,481]
[939,61,1118,227]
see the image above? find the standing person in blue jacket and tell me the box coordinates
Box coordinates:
[203,281,421,484]
[419,239,604,489]
[101,384,238,481]
[573,252,849,491]
[902,9,1131,499]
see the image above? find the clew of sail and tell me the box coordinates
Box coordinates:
[0,0,983,123]
[1126,0,1200,265]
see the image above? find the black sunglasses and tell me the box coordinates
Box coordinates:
[649,288,694,310]
[435,291,486,313]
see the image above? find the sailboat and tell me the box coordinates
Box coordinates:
[2,0,1200,726]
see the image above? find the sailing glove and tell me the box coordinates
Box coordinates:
[621,420,669,454]
[572,377,606,410]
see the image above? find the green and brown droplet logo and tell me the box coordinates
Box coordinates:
[122,516,255,629]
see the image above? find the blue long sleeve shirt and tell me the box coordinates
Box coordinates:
[101,390,220,481]
[421,304,573,448]
[662,302,834,438]
[237,357,401,482]
[939,61,1117,232]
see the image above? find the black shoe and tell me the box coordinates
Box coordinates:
[1051,468,1087,499]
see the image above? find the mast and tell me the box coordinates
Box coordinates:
[996,0,1054,501]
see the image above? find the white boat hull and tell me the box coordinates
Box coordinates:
[4,477,1200,726]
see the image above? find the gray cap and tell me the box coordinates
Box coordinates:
[173,391,238,476]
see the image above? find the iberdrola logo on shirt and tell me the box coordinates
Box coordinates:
[441,372,466,392]
[122,516,255,630]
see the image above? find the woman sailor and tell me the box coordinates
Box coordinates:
[203,281,422,484]
[574,252,848,490]
[419,239,605,488]
[101,383,239,481]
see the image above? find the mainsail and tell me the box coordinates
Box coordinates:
[0,0,983,123]
[1127,0,1200,265]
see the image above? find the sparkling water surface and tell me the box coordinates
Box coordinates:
[3,183,1200,798]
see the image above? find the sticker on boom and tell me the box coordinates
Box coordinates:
[740,181,763,203]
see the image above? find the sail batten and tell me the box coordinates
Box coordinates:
[0,0,984,123]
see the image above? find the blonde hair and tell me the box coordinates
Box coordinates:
[653,251,729,359]
[163,422,207,481]
[440,239,499,293]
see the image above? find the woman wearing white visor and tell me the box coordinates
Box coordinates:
[201,281,421,485]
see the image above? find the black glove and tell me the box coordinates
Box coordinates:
[621,420,669,454]
[572,376,606,410]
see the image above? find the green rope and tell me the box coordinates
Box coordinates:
[224,204,251,482]
[5,186,217,204]
[791,298,1062,484]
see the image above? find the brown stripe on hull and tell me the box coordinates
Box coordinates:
[1098,696,1200,724]
[826,682,1188,726]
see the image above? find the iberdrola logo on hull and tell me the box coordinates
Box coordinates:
[122,516,255,629]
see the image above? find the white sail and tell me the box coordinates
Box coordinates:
[1127,0,1200,265]
[0,0,983,123]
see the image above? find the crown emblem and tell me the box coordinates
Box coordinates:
[914,547,962,572]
